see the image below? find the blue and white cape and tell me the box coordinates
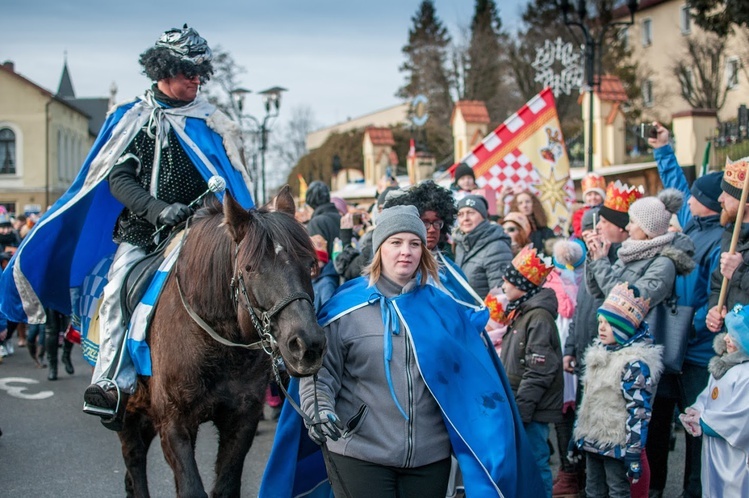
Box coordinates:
[0,92,253,324]
[259,277,545,498]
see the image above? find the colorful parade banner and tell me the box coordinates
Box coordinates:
[450,88,575,233]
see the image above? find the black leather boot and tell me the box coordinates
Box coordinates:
[48,356,58,380]
[61,340,74,375]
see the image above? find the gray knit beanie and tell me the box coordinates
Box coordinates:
[372,205,427,254]
[628,188,683,238]
[457,194,489,220]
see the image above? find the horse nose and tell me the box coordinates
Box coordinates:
[286,331,326,374]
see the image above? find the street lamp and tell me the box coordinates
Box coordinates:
[560,0,638,172]
[230,85,287,204]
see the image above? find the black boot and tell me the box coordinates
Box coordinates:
[48,356,58,380]
[61,340,74,375]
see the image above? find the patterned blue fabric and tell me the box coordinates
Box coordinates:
[0,97,253,324]
[125,241,182,376]
[259,278,545,498]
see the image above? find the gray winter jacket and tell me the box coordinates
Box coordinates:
[453,220,513,298]
[298,276,451,468]
[586,232,696,308]
[564,244,619,374]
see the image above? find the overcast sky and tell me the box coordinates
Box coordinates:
[2,0,527,130]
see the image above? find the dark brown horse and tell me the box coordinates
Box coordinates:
[118,186,326,497]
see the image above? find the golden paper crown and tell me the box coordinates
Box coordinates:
[603,180,644,213]
[511,246,554,287]
[582,173,606,196]
[723,157,749,190]
[599,282,651,328]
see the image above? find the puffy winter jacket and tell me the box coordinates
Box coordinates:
[453,220,513,298]
[655,145,724,367]
[500,287,564,424]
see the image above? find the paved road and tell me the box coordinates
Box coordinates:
[1,345,689,497]
[0,348,275,497]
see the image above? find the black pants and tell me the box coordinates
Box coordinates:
[325,452,451,498]
[646,364,710,497]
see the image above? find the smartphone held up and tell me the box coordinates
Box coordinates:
[640,123,658,140]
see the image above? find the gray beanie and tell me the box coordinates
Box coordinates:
[628,188,683,238]
[457,194,489,220]
[372,205,427,254]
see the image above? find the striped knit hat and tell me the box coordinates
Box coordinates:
[598,283,650,344]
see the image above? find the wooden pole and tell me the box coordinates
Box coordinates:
[717,161,749,311]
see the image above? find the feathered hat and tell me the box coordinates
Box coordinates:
[598,181,644,230]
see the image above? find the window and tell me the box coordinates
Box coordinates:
[0,128,16,175]
[642,18,653,46]
[680,5,691,35]
[726,57,740,89]
[619,27,629,50]
[642,79,654,107]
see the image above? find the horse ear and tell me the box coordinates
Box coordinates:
[271,185,296,216]
[223,190,250,242]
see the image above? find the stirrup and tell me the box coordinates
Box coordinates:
[82,381,122,419]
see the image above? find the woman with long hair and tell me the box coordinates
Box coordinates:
[510,190,556,255]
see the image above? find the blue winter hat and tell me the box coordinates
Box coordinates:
[691,172,723,214]
[724,303,749,354]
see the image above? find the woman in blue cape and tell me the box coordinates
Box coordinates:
[260,205,544,497]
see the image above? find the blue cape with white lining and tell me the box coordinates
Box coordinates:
[259,277,545,498]
[0,93,253,324]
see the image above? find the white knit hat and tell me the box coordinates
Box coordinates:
[627,188,683,238]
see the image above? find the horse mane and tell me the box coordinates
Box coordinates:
[174,196,316,325]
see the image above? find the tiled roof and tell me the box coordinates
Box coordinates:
[365,127,395,146]
[596,75,628,103]
[451,100,490,125]
[612,0,670,19]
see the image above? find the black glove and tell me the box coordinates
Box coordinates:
[625,453,642,483]
[157,203,191,227]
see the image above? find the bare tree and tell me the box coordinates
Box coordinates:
[268,105,318,190]
[672,33,730,110]
[201,46,246,119]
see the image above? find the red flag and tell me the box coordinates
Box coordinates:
[449,88,575,232]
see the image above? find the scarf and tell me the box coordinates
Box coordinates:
[616,231,675,263]
[506,285,541,323]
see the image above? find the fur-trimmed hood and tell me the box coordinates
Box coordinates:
[709,333,749,379]
[661,232,696,276]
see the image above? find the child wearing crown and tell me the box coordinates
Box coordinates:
[499,246,563,497]
[680,304,749,497]
[572,283,664,498]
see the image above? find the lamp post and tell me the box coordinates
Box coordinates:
[560,0,639,172]
[230,86,287,204]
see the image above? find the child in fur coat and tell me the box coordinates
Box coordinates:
[571,283,664,498]
[680,303,749,498]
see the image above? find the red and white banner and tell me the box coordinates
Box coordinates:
[450,88,575,232]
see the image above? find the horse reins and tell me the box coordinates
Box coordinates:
[177,238,318,426]
[179,238,355,496]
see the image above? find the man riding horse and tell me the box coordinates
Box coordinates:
[0,25,254,430]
